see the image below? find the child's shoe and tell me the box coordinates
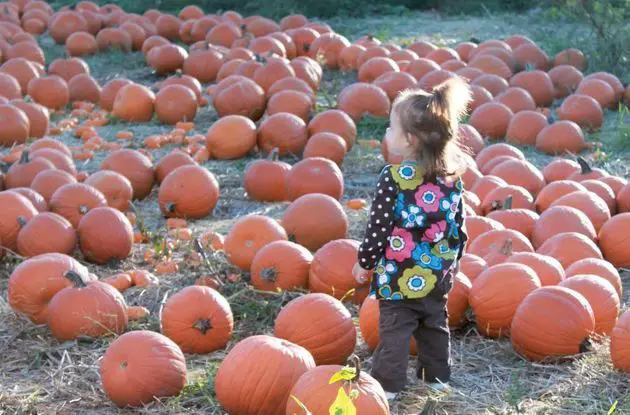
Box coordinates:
[384,391,398,401]
[425,382,450,393]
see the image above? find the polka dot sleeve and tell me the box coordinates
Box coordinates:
[358,166,396,270]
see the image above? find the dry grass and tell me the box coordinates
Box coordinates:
[1,8,630,415]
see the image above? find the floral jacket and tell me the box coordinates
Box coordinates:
[358,162,468,301]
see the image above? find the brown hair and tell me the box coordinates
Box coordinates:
[392,77,472,179]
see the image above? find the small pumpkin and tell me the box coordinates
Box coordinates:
[161,286,233,354]
[158,165,220,219]
[243,149,291,202]
[275,293,356,365]
[17,212,76,257]
[85,170,133,212]
[309,239,366,300]
[250,240,312,292]
[447,272,472,329]
[511,286,594,361]
[77,207,133,264]
[286,157,344,201]
[0,191,38,251]
[103,273,133,292]
[112,83,156,122]
[46,270,128,340]
[100,330,187,408]
[206,114,257,159]
[224,215,288,271]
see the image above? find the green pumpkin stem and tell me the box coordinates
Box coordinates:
[503,195,513,210]
[500,239,513,256]
[193,319,212,334]
[165,202,176,214]
[16,216,27,228]
[64,270,88,288]
[260,267,277,282]
[576,156,592,174]
[268,148,280,162]
[348,354,361,382]
[19,150,30,164]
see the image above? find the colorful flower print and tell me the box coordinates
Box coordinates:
[391,164,423,190]
[415,183,444,213]
[397,266,437,299]
[412,242,443,270]
[385,228,414,262]
[440,192,461,222]
[395,193,406,219]
[374,260,398,286]
[422,220,446,243]
[377,284,404,300]
[432,240,458,260]
[401,204,426,229]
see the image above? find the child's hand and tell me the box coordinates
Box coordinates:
[353,262,370,285]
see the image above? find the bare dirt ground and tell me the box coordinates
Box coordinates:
[1,8,629,415]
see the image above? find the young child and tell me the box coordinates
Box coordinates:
[353,78,471,400]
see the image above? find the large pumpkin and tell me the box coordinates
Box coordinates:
[534,180,586,213]
[0,104,30,146]
[556,93,603,132]
[286,362,389,415]
[459,253,487,282]
[511,286,594,361]
[286,157,344,201]
[531,205,596,249]
[161,286,233,354]
[275,293,356,365]
[155,151,196,184]
[597,213,630,267]
[558,275,619,335]
[0,191,38,251]
[250,240,312,292]
[5,151,55,189]
[17,212,76,257]
[49,183,108,228]
[224,215,288,271]
[158,165,219,219]
[536,232,603,269]
[309,239,367,299]
[550,190,610,232]
[565,258,623,298]
[211,75,265,121]
[100,149,155,200]
[215,335,315,414]
[46,271,128,340]
[337,82,391,122]
[469,262,541,337]
[206,114,256,159]
[447,272,472,329]
[308,109,357,150]
[467,228,534,259]
[100,330,187,407]
[507,252,565,286]
[243,150,291,202]
[282,194,348,251]
[85,170,133,212]
[112,83,156,122]
[77,207,133,264]
[154,84,197,124]
[611,311,630,372]
[8,253,94,324]
[257,112,309,157]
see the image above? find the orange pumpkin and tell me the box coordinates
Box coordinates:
[211,75,265,120]
[611,311,630,372]
[534,180,586,213]
[286,157,344,201]
[161,286,233,354]
[112,83,155,122]
[462,216,505,245]
[206,114,256,159]
[8,253,94,323]
[447,272,472,328]
[559,275,619,335]
[467,228,534,259]
[507,252,565,286]
[282,193,348,251]
[100,330,187,408]
[30,169,77,202]
[471,74,509,97]
[49,11,88,44]
[100,149,154,200]
[99,78,132,111]
[0,191,38,251]
[584,72,624,103]
[303,132,347,165]
[250,240,312,292]
[275,293,356,365]
[49,183,107,228]
[96,27,132,52]
[531,205,596,249]
[224,215,288,271]
[597,213,630,268]
[257,112,309,156]
[215,335,315,414]
[556,93,603,132]
[550,190,610,232]
[158,165,219,219]
[11,99,49,138]
[154,84,197,124]
[68,73,101,103]
[486,197,539,241]
[470,176,507,203]
[309,239,365,299]
[468,102,513,140]
[30,148,77,177]
[103,273,133,293]
[541,159,581,183]
[5,150,55,189]
[459,253,487,282]
[182,47,223,83]
[548,65,584,98]
[470,262,541,337]
[17,211,76,257]
[536,232,603,269]
[481,185,534,214]
[85,170,133,212]
[488,158,545,197]
[581,179,616,214]
[575,78,616,109]
[266,90,312,121]
[308,109,357,150]
[511,286,594,361]
[154,151,196,184]
[505,110,548,146]
[509,70,554,107]
[77,207,133,264]
[46,271,128,340]
[337,82,390,122]
[565,258,622,298]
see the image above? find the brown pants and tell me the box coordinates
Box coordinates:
[370,274,452,392]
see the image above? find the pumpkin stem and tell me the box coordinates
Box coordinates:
[268,148,280,162]
[499,239,513,256]
[16,216,27,228]
[348,354,361,382]
[64,270,88,288]
[79,205,89,214]
[19,150,30,164]
[192,319,212,334]
[260,267,277,282]
[490,200,502,211]
[579,338,593,354]
[303,43,310,52]
[503,195,513,210]
[576,156,593,174]
[165,202,176,213]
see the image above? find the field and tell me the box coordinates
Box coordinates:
[1,3,630,415]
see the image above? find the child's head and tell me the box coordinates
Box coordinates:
[385,77,472,178]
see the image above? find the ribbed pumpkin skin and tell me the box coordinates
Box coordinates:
[559,275,620,335]
[100,331,187,408]
[550,190,610,233]
[486,208,539,241]
[215,335,315,415]
[250,240,312,292]
[531,205,596,249]
[77,207,134,264]
[47,279,128,341]
[286,365,390,415]
[155,151,196,184]
[224,215,288,271]
[282,194,348,252]
[534,180,586,213]
[511,286,595,361]
[30,169,77,202]
[469,263,541,338]
[536,232,603,269]
[611,311,630,372]
[309,239,366,299]
[158,165,220,219]
[358,296,417,355]
[597,213,630,268]
[85,170,133,212]
[100,149,154,200]
[467,229,534,259]
[0,191,38,251]
[447,272,472,329]
[507,252,565,286]
[161,286,233,354]
[463,216,505,245]
[275,293,356,365]
[459,253,487,282]
[565,258,623,298]
[49,183,108,228]
[8,253,94,324]
[17,212,76,257]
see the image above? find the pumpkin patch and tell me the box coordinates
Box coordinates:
[0,2,628,414]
